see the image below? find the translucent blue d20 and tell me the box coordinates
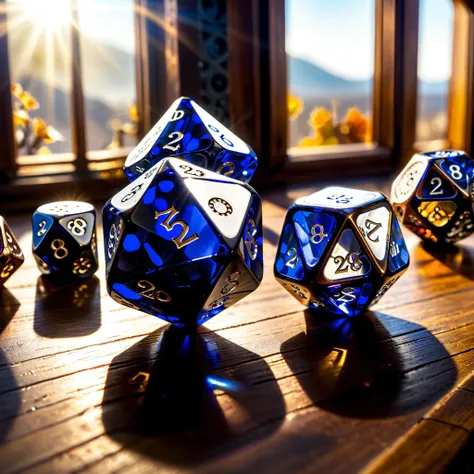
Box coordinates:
[123,97,258,183]
[104,157,263,327]
[274,186,409,317]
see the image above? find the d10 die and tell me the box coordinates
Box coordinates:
[0,216,25,285]
[274,187,409,317]
[123,97,257,183]
[32,201,99,283]
[392,150,474,244]
[103,157,263,327]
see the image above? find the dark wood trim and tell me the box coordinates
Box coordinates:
[373,0,419,170]
[0,173,127,214]
[228,0,287,177]
[134,0,170,135]
[70,0,87,172]
[256,147,392,188]
[227,0,263,165]
[0,0,17,184]
[448,1,474,155]
[175,0,201,99]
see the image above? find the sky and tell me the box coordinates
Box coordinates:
[286,0,453,83]
[8,0,454,84]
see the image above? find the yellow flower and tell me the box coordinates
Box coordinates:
[309,107,332,129]
[128,104,139,122]
[11,83,23,97]
[340,108,370,143]
[37,146,52,155]
[13,109,30,126]
[288,95,303,120]
[122,122,137,135]
[110,119,123,131]
[32,118,64,143]
[19,91,39,110]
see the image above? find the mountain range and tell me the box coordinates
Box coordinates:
[10,33,449,151]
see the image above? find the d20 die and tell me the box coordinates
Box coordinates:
[391,150,474,244]
[0,216,25,286]
[123,97,257,183]
[32,201,99,283]
[274,187,409,317]
[103,157,263,327]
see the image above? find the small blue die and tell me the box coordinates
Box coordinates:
[274,187,409,317]
[123,97,258,183]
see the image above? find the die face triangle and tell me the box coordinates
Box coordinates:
[322,227,372,282]
[190,100,251,155]
[355,205,390,268]
[125,97,184,167]
[184,178,251,243]
[32,213,55,249]
[166,157,237,183]
[58,212,95,246]
[111,163,161,212]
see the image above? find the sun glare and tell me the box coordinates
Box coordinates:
[14,0,72,32]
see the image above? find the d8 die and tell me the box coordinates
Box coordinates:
[274,187,409,317]
[392,150,474,244]
[0,216,25,285]
[123,97,257,183]
[32,201,99,283]
[103,157,263,327]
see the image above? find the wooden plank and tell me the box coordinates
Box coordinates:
[1,185,474,472]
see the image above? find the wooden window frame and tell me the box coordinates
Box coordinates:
[1,0,471,211]
[0,0,143,210]
[227,0,421,185]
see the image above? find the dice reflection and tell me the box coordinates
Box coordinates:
[274,187,409,317]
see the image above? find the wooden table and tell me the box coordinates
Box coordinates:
[2,183,474,473]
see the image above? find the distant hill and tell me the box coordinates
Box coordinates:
[288,56,448,98]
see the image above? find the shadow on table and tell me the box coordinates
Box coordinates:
[33,275,101,338]
[102,325,285,468]
[0,349,20,444]
[0,288,20,336]
[0,287,20,444]
[280,309,457,419]
[419,241,474,280]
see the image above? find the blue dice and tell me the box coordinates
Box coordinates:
[32,201,99,284]
[391,150,474,244]
[103,157,263,327]
[274,187,409,317]
[123,97,257,183]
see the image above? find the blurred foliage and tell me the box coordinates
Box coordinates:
[11,83,64,155]
[288,94,371,147]
[288,94,304,121]
[107,103,138,149]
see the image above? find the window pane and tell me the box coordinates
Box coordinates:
[7,0,73,157]
[78,0,137,153]
[416,0,453,144]
[286,0,374,150]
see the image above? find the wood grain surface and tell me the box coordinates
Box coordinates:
[1,183,474,473]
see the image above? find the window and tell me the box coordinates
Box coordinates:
[416,0,453,146]
[3,0,137,181]
[286,0,375,151]
[78,0,137,153]
[3,0,474,207]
